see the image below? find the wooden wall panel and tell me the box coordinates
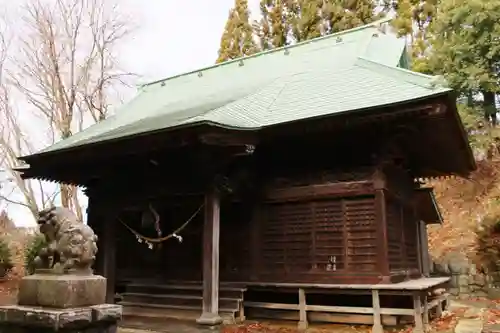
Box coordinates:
[386,197,404,271]
[344,198,377,272]
[259,195,378,281]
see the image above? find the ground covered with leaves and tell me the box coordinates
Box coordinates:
[428,159,500,262]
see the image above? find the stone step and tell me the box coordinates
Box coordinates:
[121,292,241,309]
[119,301,238,324]
[124,283,246,299]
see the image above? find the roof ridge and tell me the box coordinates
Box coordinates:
[141,17,393,88]
[354,56,444,89]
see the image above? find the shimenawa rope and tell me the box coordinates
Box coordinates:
[118,202,204,244]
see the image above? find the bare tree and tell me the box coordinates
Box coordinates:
[4,0,135,221]
[0,31,58,219]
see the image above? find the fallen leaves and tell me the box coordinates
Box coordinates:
[485,308,500,325]
[221,322,372,333]
[221,323,297,333]
[0,279,19,305]
[427,159,500,260]
[430,308,466,332]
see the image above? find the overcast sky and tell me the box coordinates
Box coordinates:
[120,0,260,82]
[3,0,260,227]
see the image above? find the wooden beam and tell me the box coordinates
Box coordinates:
[244,301,416,315]
[196,187,223,325]
[264,181,374,203]
[198,130,258,147]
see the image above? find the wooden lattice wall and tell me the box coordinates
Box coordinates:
[257,195,379,282]
[385,195,420,275]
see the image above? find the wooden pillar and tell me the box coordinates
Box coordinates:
[250,203,261,281]
[87,194,116,304]
[196,187,223,325]
[412,292,424,333]
[374,189,390,281]
[102,218,117,303]
[298,288,308,331]
[371,290,383,333]
[373,169,389,281]
[422,293,429,329]
[418,221,431,277]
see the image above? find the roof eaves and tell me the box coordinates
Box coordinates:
[141,17,393,89]
[354,56,448,90]
[18,120,260,163]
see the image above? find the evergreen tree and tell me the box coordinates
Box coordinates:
[288,0,323,42]
[322,0,379,34]
[216,0,258,63]
[389,0,438,73]
[427,0,500,125]
[254,0,379,49]
[254,0,291,50]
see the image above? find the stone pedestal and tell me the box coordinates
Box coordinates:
[0,303,121,333]
[18,272,106,308]
[0,272,121,333]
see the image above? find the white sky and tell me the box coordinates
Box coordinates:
[120,0,260,82]
[3,0,260,227]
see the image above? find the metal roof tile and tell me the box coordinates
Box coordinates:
[36,19,450,155]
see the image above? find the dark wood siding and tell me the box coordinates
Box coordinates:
[256,195,378,282]
[385,194,420,276]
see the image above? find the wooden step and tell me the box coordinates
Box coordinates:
[121,292,241,309]
[124,283,246,299]
[119,301,238,324]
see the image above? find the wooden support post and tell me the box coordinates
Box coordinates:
[413,292,424,333]
[419,221,431,277]
[196,187,223,326]
[102,217,116,304]
[436,298,443,318]
[374,189,390,280]
[87,195,116,304]
[238,300,246,322]
[298,288,308,331]
[422,293,429,330]
[371,290,383,333]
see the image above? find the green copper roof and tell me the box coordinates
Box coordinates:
[38,19,450,155]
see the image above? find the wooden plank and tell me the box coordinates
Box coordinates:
[246,308,398,325]
[196,187,222,325]
[242,277,450,290]
[244,302,415,316]
[264,181,374,203]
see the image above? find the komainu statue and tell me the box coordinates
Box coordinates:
[34,207,98,274]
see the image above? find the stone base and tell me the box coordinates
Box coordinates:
[196,312,223,325]
[0,303,121,333]
[18,273,106,308]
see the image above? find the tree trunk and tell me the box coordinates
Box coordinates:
[482,90,497,126]
[466,90,474,107]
